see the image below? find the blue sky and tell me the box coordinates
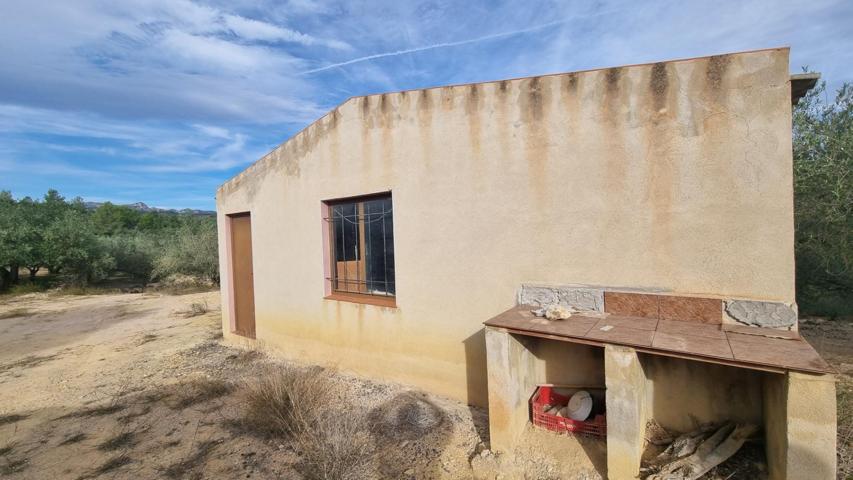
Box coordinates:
[1,0,851,210]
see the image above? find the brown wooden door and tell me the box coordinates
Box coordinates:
[229,213,255,338]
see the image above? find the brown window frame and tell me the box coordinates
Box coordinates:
[322,192,396,307]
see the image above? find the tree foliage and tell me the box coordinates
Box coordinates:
[793,82,853,316]
[0,190,218,289]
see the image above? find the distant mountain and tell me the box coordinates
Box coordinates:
[83,201,215,216]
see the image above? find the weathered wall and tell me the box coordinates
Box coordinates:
[641,354,765,432]
[216,48,796,406]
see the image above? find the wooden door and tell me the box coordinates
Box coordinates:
[229,213,255,338]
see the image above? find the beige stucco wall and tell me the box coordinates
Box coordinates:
[216,48,796,406]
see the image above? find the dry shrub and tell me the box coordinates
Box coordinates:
[163,378,231,409]
[295,414,376,480]
[241,365,378,480]
[838,377,853,479]
[242,365,334,438]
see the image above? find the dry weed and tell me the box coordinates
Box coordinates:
[295,413,377,480]
[77,455,131,479]
[179,300,211,318]
[0,354,60,373]
[0,414,27,426]
[241,365,334,438]
[97,432,136,451]
[59,403,125,419]
[240,365,378,479]
[838,376,853,479]
[0,308,32,319]
[160,440,218,479]
[163,378,232,409]
[59,433,86,446]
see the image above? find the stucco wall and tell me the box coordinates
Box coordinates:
[216,48,795,406]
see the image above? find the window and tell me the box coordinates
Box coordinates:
[325,193,395,304]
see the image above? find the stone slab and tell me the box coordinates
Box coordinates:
[725,300,797,328]
[519,284,604,312]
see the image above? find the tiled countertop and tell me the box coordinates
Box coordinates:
[484,305,833,374]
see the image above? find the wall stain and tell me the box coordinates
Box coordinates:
[361,97,373,172]
[706,54,731,100]
[465,84,482,160]
[518,76,551,207]
[417,89,434,170]
[561,73,579,97]
[649,62,669,111]
[440,86,455,111]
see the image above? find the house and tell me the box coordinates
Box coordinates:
[216,47,835,478]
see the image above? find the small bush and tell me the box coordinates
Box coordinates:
[7,282,46,295]
[296,414,376,480]
[241,366,378,480]
[242,365,334,438]
[152,221,219,285]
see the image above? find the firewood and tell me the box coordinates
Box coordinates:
[647,423,758,480]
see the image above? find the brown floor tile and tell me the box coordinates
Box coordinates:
[604,292,660,318]
[659,295,722,324]
[652,331,734,359]
[586,324,655,347]
[727,333,832,373]
[657,319,726,339]
[530,316,600,338]
[722,324,800,339]
[594,316,658,331]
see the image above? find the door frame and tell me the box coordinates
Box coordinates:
[225,211,255,338]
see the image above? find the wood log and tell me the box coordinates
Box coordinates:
[647,423,758,480]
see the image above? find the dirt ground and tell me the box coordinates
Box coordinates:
[0,292,848,480]
[0,291,512,479]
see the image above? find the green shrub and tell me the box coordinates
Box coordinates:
[152,221,219,284]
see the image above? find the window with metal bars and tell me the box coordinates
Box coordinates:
[325,193,395,298]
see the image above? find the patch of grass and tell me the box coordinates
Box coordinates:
[97,432,136,452]
[0,308,32,319]
[8,282,47,295]
[59,433,87,446]
[58,403,125,419]
[295,414,377,480]
[179,300,210,318]
[232,349,263,364]
[0,354,59,373]
[52,285,119,297]
[838,376,853,479]
[0,413,28,426]
[77,455,131,479]
[240,365,334,438]
[136,333,159,346]
[117,405,151,423]
[160,440,218,479]
[164,378,232,409]
[239,365,377,480]
[1,457,28,475]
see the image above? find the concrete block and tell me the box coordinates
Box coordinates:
[725,300,797,328]
[485,326,539,453]
[519,284,604,312]
[604,345,648,479]
[764,372,836,480]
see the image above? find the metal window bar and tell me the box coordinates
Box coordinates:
[324,202,394,298]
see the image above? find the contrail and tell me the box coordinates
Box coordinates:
[300,10,614,75]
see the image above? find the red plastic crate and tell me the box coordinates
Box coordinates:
[530,385,607,437]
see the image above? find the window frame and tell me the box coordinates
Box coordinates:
[322,191,396,308]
